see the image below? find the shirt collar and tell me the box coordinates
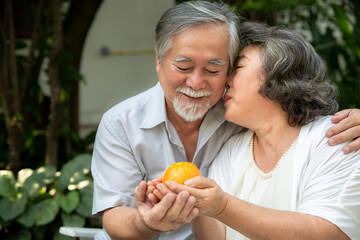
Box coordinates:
[207,98,226,124]
[140,82,167,129]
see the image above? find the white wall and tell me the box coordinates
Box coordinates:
[79,0,174,136]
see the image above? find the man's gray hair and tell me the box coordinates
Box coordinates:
[239,21,338,126]
[155,1,240,68]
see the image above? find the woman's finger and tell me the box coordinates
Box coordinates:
[184,176,216,189]
[153,189,164,201]
[148,193,160,205]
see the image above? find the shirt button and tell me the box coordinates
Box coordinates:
[166,231,171,235]
[178,145,183,150]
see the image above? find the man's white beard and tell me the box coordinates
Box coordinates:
[172,87,212,122]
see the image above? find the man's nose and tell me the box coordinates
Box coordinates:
[186,70,206,90]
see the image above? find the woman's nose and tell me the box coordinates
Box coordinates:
[225,82,230,90]
[226,75,233,89]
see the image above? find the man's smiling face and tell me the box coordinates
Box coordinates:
[156,23,230,122]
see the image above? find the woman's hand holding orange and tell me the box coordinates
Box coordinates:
[165,176,229,218]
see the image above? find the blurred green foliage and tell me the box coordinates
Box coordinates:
[0,154,101,240]
[0,1,97,171]
[226,0,360,109]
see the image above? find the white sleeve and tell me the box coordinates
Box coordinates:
[297,123,360,239]
[91,115,142,215]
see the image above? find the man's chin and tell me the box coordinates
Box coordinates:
[175,106,209,122]
[172,95,212,122]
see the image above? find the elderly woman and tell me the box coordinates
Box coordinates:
[155,22,360,239]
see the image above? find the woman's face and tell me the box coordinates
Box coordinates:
[223,46,269,127]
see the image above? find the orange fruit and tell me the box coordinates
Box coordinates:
[163,162,201,185]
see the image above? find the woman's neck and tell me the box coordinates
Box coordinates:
[251,115,301,173]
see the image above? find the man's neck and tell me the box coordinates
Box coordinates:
[167,106,204,162]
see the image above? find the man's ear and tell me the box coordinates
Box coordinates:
[156,54,161,73]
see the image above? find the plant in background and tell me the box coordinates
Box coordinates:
[270,0,360,109]
[179,0,360,110]
[248,0,360,109]
[0,0,103,172]
[0,154,100,240]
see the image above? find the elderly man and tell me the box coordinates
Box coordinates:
[91,1,360,240]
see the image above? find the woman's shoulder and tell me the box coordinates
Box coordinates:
[211,129,253,171]
[299,116,334,147]
[225,129,254,150]
[302,115,334,131]
[297,115,359,168]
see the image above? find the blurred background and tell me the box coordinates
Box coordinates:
[0,0,359,239]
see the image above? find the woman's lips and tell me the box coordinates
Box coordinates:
[223,94,231,103]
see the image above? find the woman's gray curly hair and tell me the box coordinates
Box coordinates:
[239,21,338,126]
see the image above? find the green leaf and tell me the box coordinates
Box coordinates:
[0,170,17,199]
[61,212,85,227]
[56,154,92,192]
[35,198,59,226]
[4,227,32,240]
[331,4,352,36]
[0,192,28,221]
[75,183,93,217]
[23,166,56,199]
[308,12,322,44]
[59,191,80,214]
[17,169,34,185]
[17,201,43,227]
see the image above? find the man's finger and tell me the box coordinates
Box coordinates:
[178,195,198,223]
[342,137,360,154]
[327,117,356,137]
[328,109,360,137]
[187,206,200,222]
[331,109,352,123]
[164,191,190,221]
[149,193,176,221]
[328,126,360,146]
[135,181,147,203]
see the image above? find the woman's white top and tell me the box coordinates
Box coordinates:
[209,116,360,239]
[226,135,297,239]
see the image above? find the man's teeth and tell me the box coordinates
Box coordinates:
[185,93,204,98]
[182,90,210,98]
